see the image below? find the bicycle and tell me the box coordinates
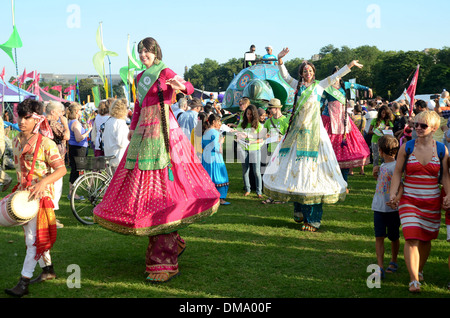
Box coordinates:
[70,155,115,225]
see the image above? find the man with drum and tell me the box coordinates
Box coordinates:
[3,98,66,297]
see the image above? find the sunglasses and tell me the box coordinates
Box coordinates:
[414,122,428,129]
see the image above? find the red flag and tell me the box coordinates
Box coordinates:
[18,68,27,87]
[51,85,62,92]
[406,65,420,115]
[26,71,35,80]
[0,67,5,83]
[43,86,49,92]
[64,84,75,93]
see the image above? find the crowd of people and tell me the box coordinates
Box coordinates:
[1,39,450,296]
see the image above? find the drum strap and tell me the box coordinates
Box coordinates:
[25,134,43,188]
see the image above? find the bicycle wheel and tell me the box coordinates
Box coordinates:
[71,172,109,225]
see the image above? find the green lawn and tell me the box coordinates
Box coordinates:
[0,163,449,299]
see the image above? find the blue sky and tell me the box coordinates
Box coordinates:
[0,0,448,82]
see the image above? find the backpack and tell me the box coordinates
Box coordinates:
[403,139,446,183]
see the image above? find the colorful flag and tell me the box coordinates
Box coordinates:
[0,1,22,64]
[406,65,420,116]
[0,26,22,64]
[92,86,100,107]
[0,67,5,83]
[92,23,118,85]
[76,76,81,103]
[51,85,62,99]
[18,68,27,87]
[64,84,75,93]
[104,77,109,99]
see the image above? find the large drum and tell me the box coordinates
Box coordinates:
[0,191,39,227]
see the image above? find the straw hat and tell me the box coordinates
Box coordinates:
[268,98,282,108]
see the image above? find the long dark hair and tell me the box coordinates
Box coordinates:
[375,105,394,128]
[240,104,259,130]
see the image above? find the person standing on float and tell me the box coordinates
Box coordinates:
[94,37,220,283]
[263,47,363,231]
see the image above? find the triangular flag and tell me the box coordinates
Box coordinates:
[406,65,420,116]
[0,25,22,63]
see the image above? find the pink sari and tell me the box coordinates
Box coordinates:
[93,108,220,236]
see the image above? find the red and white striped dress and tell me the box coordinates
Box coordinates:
[399,144,442,241]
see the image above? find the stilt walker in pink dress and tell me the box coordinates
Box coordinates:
[321,66,371,184]
[93,37,220,283]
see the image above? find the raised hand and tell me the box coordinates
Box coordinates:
[348,60,364,69]
[277,47,290,60]
[166,78,186,91]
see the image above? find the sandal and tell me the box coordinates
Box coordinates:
[301,223,318,232]
[146,271,180,284]
[409,280,421,293]
[418,271,424,282]
[294,212,304,223]
[177,239,186,257]
[386,262,398,273]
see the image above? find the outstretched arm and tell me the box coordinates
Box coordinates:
[277,48,298,89]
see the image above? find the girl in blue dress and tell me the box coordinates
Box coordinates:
[202,114,230,205]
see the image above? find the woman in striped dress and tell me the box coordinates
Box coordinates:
[389,110,450,292]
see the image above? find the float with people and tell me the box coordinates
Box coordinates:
[222,63,295,112]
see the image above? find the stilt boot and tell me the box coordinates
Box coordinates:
[30,265,57,284]
[4,276,30,297]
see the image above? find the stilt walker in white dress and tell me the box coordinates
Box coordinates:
[263,48,364,231]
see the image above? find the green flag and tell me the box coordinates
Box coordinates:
[92,86,100,108]
[92,23,118,85]
[0,25,22,63]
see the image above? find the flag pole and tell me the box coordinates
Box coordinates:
[11,0,20,102]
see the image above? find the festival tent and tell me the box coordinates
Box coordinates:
[37,86,69,103]
[394,89,441,109]
[0,80,36,102]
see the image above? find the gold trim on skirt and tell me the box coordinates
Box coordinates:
[263,186,346,205]
[94,200,220,236]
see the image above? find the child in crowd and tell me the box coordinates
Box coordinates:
[371,135,401,279]
[369,105,394,167]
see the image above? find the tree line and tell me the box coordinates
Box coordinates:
[184,45,450,100]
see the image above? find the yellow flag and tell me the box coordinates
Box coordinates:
[104,77,109,99]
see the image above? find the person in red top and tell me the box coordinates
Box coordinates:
[94,37,220,283]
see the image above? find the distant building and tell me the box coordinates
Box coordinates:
[40,73,123,86]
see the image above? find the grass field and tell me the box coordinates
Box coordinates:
[0,162,449,299]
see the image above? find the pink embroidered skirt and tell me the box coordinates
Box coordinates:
[93,110,220,236]
[321,115,370,169]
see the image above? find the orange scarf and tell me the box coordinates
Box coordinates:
[34,197,57,260]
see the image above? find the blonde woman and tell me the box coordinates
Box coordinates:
[389,110,450,292]
[103,98,129,173]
